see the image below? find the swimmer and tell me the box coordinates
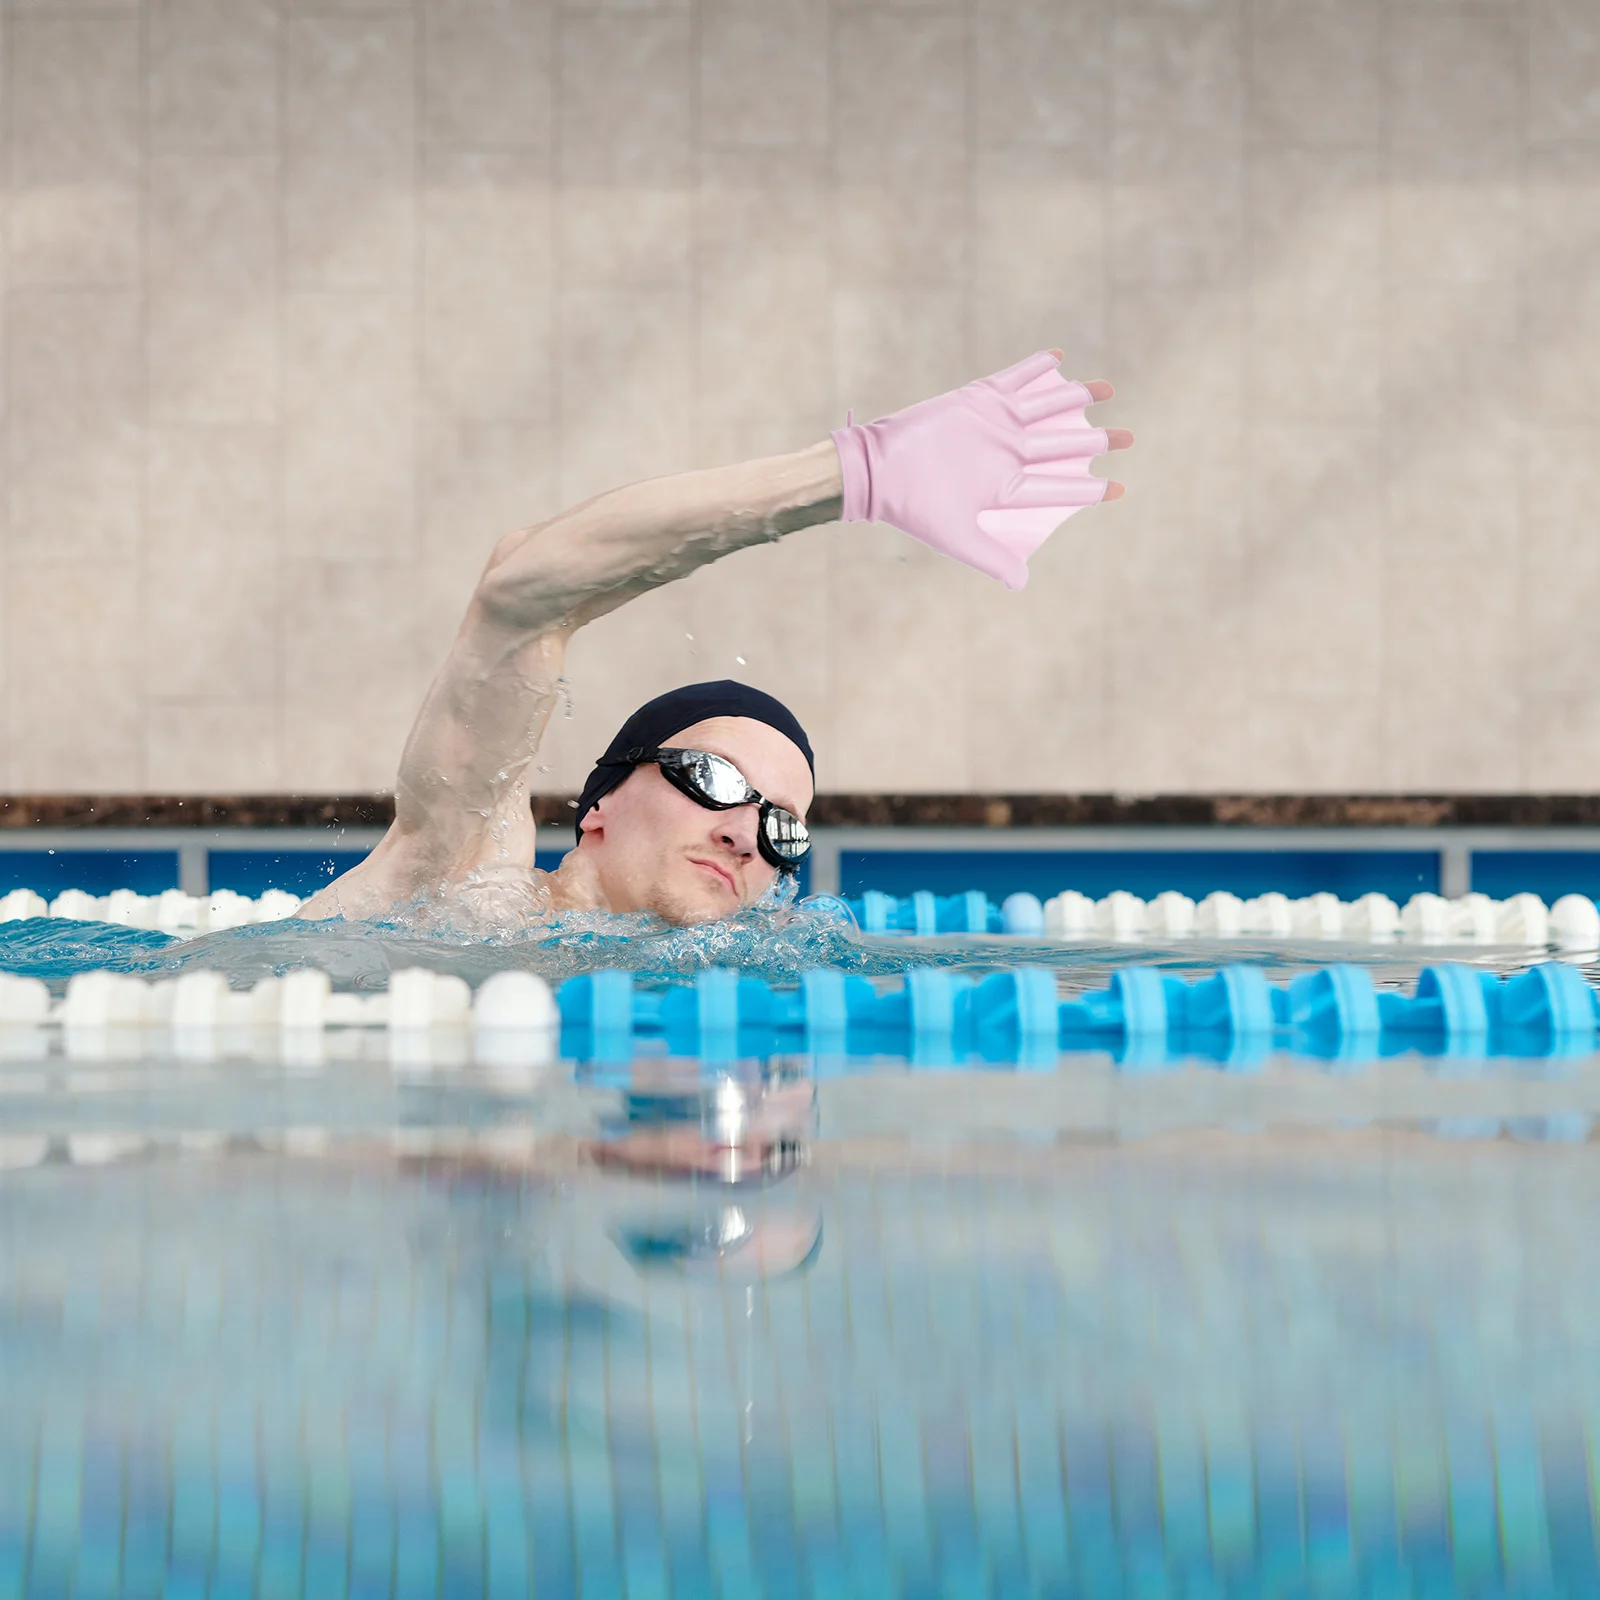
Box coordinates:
[300,350,1132,928]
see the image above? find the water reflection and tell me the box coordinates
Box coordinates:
[0,1058,1598,1596]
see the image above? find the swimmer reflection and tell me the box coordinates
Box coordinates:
[1,1124,1598,1594]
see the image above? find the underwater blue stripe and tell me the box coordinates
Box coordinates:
[1061,1424,1115,1553]
[1109,1422,1161,1546]
[1252,1440,1302,1570]
[393,1521,439,1600]
[1445,1421,1499,1581]
[1155,1417,1207,1565]
[1496,1416,1554,1581]
[1537,1425,1596,1584]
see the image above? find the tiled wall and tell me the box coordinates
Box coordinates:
[0,0,1595,797]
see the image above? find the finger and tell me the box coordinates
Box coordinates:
[986,350,1061,395]
[1102,480,1125,501]
[1017,382,1094,424]
[1048,347,1063,360]
[1021,428,1110,463]
[1084,380,1114,402]
[1104,427,1133,451]
[997,473,1109,510]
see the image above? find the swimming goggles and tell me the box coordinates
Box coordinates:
[618,746,810,872]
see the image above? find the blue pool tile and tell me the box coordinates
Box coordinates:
[1444,1421,1499,1584]
[838,848,1442,903]
[1062,1425,1115,1544]
[206,850,373,898]
[1111,1421,1162,1547]
[0,1541,22,1600]
[0,850,181,897]
[1469,852,1600,902]
[1495,1416,1554,1585]
[66,1550,120,1600]
[394,1533,440,1599]
[159,1566,208,1600]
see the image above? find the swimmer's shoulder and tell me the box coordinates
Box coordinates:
[544,848,606,912]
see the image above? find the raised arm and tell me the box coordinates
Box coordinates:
[388,441,847,869]
[305,351,1129,919]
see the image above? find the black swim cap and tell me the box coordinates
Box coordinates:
[573,680,815,843]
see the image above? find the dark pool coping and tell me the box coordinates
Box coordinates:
[5,793,1600,830]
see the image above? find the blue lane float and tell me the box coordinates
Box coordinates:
[555,959,1600,1070]
[849,889,1021,935]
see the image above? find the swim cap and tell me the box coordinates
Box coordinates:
[572,680,815,842]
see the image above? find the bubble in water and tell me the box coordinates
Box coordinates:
[754,873,801,915]
[796,894,857,930]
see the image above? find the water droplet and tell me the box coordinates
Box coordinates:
[685,632,695,642]
[735,656,746,666]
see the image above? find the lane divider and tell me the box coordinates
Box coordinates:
[3,885,1596,951]
[1,960,1598,1068]
[0,887,302,933]
[847,889,1600,949]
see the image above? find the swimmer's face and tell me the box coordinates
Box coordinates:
[576,715,813,925]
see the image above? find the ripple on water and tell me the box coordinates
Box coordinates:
[0,899,1561,993]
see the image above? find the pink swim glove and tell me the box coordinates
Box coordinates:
[830,350,1110,590]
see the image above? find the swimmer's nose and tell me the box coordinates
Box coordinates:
[713,806,760,859]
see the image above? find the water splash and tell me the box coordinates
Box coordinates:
[0,902,1546,993]
[0,899,976,991]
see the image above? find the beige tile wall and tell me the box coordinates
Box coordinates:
[0,0,1593,796]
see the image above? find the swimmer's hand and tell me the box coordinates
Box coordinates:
[830,349,1132,589]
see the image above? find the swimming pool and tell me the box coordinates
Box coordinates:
[3,901,1599,1597]
[2,1041,1598,1598]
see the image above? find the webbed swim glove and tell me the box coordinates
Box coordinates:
[830,350,1110,589]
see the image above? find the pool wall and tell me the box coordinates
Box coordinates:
[4,824,1600,901]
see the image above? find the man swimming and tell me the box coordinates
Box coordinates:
[300,350,1132,929]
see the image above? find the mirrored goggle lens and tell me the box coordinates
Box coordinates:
[763,807,810,861]
[686,752,754,806]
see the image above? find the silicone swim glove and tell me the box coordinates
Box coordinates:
[830,350,1110,589]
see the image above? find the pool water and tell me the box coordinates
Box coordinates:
[2,1036,1599,1599]
[0,904,1581,992]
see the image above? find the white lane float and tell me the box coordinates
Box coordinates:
[1243,893,1294,938]
[1146,891,1197,939]
[1197,891,1245,937]
[1496,893,1550,948]
[1342,893,1401,942]
[0,888,305,931]
[1095,890,1147,942]
[1551,893,1600,951]
[1043,890,1095,938]
[0,967,560,1070]
[1032,889,1590,948]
